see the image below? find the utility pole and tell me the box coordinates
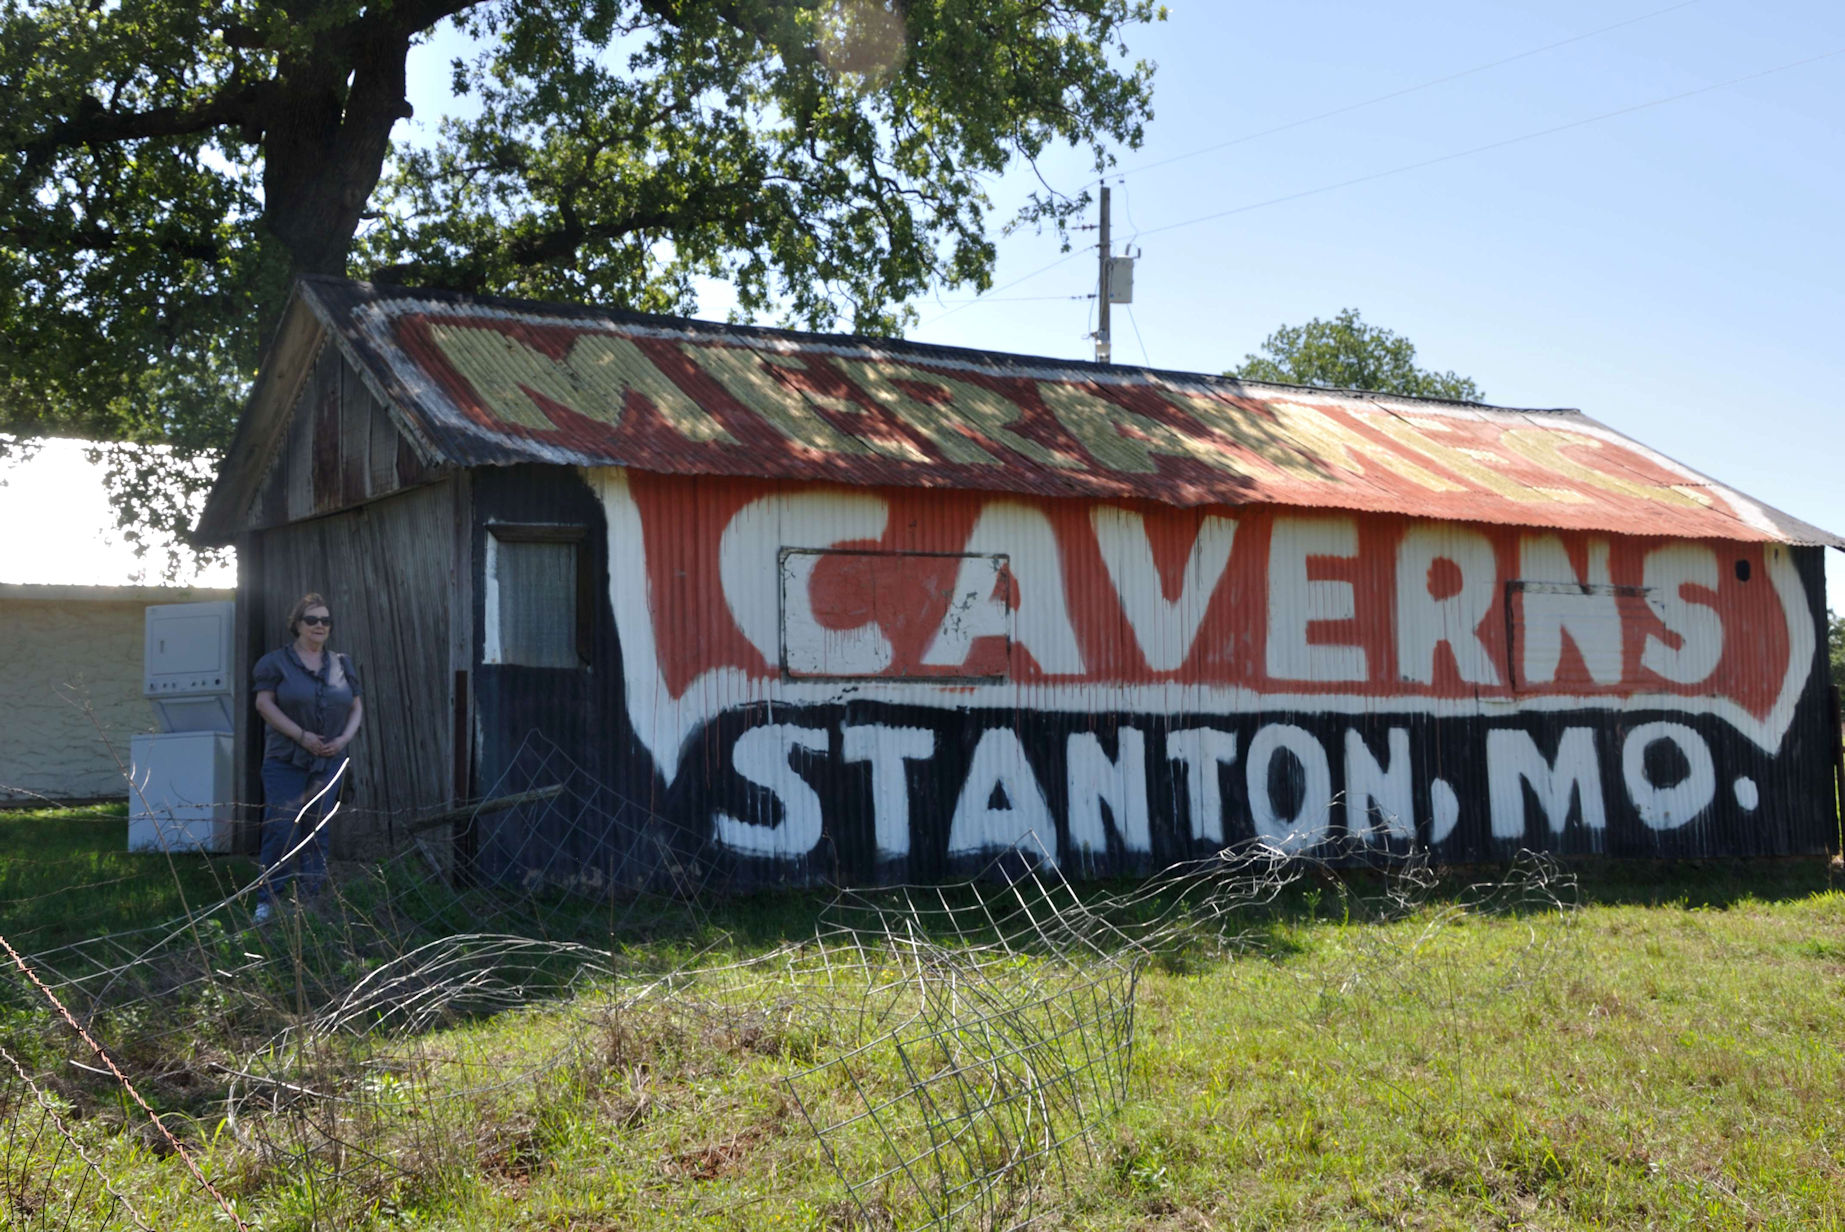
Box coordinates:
[1095,185,1111,364]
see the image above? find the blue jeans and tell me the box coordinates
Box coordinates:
[259,759,345,905]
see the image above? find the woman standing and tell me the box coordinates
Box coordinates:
[251,593,363,922]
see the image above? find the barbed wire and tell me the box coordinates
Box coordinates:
[0,729,1582,1230]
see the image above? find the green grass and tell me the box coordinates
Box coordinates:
[0,804,257,952]
[1100,889,1845,1230]
[2,808,1842,1230]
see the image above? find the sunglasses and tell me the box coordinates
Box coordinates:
[300,615,333,627]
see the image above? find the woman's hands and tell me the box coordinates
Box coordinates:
[299,732,340,757]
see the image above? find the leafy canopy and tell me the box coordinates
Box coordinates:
[1829,611,1844,720]
[1229,307,1483,402]
[0,0,1162,561]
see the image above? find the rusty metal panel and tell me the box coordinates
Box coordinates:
[463,469,1835,892]
[291,277,1840,550]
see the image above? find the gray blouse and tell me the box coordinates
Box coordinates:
[253,645,363,770]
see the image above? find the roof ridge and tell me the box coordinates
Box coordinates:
[193,276,1838,551]
[300,276,1575,416]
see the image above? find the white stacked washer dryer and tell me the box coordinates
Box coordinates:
[128,601,235,852]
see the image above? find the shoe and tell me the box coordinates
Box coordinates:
[253,902,273,925]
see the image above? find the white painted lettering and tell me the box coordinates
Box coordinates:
[1622,722,1715,830]
[718,492,890,670]
[1038,382,1243,475]
[683,343,874,455]
[1517,537,1623,685]
[1344,728,1414,842]
[1396,526,1501,685]
[1429,778,1461,843]
[1245,724,1334,852]
[842,724,935,859]
[831,358,1082,469]
[1091,508,1237,671]
[1166,728,1239,844]
[1266,517,1367,682]
[713,725,829,857]
[922,502,1085,675]
[1067,727,1151,856]
[947,728,1059,864]
[782,550,894,676]
[1486,727,1605,837]
[1640,544,1724,684]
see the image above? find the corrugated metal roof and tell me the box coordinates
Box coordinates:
[253,277,1840,546]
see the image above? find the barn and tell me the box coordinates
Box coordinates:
[194,277,1843,888]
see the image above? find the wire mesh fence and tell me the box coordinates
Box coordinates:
[0,731,1584,1230]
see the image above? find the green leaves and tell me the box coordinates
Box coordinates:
[2,0,1159,558]
[1229,308,1484,403]
[366,0,1159,335]
[1827,612,1843,718]
[1,0,286,464]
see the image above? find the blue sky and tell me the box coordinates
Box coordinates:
[400,0,1845,611]
[15,5,1837,610]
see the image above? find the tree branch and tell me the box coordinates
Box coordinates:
[215,22,269,50]
[335,0,486,54]
[633,0,822,69]
[22,80,268,168]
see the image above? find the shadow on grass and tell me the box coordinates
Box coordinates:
[1555,855,1840,910]
[411,854,1839,968]
[0,803,258,953]
[4,803,1837,985]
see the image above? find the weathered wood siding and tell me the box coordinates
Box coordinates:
[247,481,456,857]
[248,343,441,532]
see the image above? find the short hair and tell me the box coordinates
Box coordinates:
[286,592,331,638]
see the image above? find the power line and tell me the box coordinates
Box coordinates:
[926,293,1091,305]
[1112,0,1704,182]
[1136,43,1845,241]
[1124,304,1151,369]
[918,247,1092,326]
[915,1,1706,332]
[920,10,1826,336]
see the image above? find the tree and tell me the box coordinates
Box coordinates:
[1229,307,1483,402]
[0,0,1162,563]
[1830,610,1844,720]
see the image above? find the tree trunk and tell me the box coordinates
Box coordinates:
[262,29,414,280]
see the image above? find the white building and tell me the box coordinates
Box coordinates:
[0,439,233,803]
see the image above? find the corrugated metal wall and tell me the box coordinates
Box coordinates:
[467,465,682,890]
[463,467,1836,892]
[222,327,1838,893]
